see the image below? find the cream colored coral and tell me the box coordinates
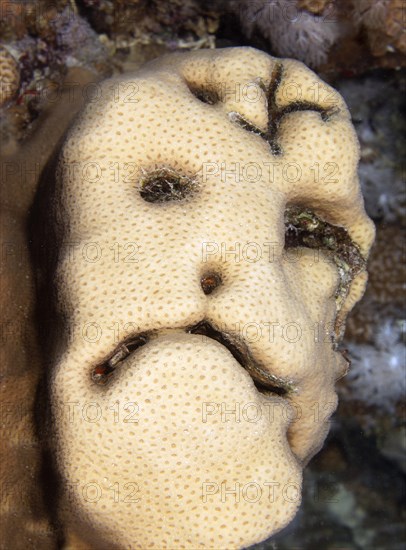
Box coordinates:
[0,46,20,106]
[42,47,374,549]
[297,0,330,14]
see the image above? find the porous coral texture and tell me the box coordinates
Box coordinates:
[297,0,330,15]
[41,47,374,549]
[0,46,20,106]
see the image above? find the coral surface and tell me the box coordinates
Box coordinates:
[0,45,20,105]
[31,46,374,549]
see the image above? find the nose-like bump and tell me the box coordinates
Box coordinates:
[203,249,343,464]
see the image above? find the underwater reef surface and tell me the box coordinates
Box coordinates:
[0,1,404,548]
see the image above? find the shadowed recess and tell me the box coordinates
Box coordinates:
[92,333,149,384]
[140,167,198,203]
[284,206,366,311]
[201,271,223,295]
[187,82,220,105]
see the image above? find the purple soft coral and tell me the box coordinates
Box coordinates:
[231,0,343,67]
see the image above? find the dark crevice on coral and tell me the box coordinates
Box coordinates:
[187,83,220,105]
[277,101,335,122]
[265,62,284,154]
[284,206,366,308]
[200,271,222,295]
[188,320,292,396]
[228,63,336,154]
[139,167,198,203]
[91,319,293,394]
[91,333,150,385]
[228,111,268,139]
[227,64,284,154]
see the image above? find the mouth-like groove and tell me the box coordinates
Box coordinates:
[91,322,293,396]
[91,333,149,385]
[188,320,292,397]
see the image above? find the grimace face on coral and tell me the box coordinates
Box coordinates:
[33,47,374,549]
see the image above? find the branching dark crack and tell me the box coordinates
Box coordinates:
[229,63,337,154]
[265,63,284,154]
